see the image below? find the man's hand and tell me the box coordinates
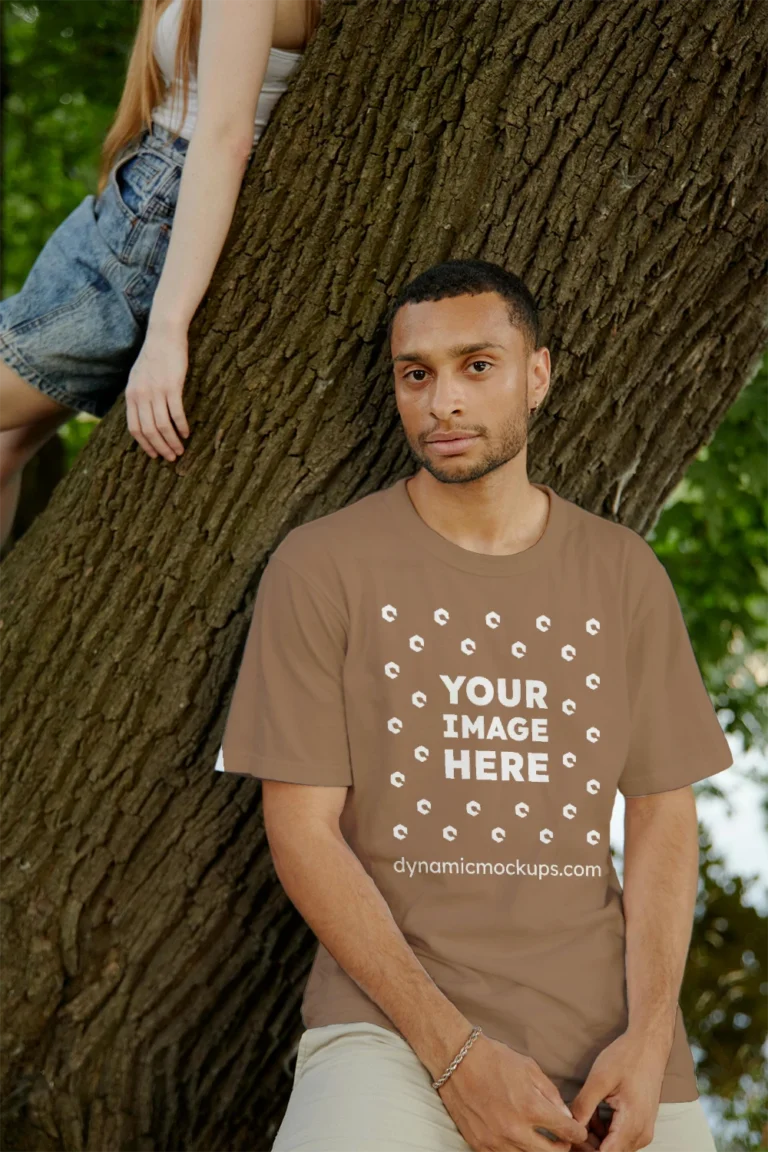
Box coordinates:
[125,323,190,461]
[439,1033,590,1151]
[568,1028,671,1151]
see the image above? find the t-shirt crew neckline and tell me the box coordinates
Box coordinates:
[384,475,567,576]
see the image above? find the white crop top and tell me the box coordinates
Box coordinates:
[151,0,319,143]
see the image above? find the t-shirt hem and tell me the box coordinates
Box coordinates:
[301,1002,403,1039]
[657,1077,700,1104]
[619,748,733,798]
[219,749,352,787]
[299,1007,700,1102]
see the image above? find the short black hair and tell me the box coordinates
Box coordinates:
[385,258,540,356]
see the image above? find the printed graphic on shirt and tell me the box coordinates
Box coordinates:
[380,598,607,864]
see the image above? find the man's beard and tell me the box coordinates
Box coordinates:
[408,404,529,485]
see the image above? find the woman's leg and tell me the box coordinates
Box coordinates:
[0,359,78,431]
[0,361,79,548]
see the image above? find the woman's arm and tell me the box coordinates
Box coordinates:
[126,0,280,461]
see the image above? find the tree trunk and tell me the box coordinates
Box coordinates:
[1,0,766,1148]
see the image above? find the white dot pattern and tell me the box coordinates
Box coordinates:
[382,602,603,847]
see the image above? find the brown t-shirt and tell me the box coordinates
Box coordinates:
[216,477,733,1104]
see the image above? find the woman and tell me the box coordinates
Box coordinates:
[0,0,323,548]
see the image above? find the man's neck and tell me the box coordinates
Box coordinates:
[405,469,551,558]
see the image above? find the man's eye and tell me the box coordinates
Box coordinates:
[404,361,492,382]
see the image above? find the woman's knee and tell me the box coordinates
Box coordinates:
[0,415,72,482]
[0,358,77,433]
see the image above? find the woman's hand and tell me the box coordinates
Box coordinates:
[125,320,190,460]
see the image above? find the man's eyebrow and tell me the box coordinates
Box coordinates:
[393,341,507,364]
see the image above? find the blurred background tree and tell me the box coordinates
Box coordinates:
[2,3,766,1149]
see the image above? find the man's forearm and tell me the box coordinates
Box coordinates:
[621,788,700,1046]
[269,822,476,1082]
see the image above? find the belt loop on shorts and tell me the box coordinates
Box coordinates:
[148,119,189,157]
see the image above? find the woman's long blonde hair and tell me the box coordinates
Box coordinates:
[98,0,322,192]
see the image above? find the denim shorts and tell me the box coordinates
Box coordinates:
[0,122,189,419]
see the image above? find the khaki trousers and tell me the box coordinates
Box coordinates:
[271,1022,717,1152]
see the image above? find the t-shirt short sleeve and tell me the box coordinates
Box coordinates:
[618,554,733,798]
[215,554,352,786]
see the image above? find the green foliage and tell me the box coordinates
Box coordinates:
[3,0,138,296]
[692,846,765,1102]
[2,0,136,474]
[645,355,768,1152]
[58,413,100,471]
[648,352,768,764]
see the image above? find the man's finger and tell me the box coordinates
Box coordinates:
[568,1132,602,1152]
[597,1101,640,1152]
[531,1073,573,1117]
[535,1098,589,1147]
[569,1081,613,1129]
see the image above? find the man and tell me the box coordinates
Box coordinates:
[216,258,731,1151]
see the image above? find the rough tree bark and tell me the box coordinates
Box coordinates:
[1,0,766,1148]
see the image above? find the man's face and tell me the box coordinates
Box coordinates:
[391,291,549,485]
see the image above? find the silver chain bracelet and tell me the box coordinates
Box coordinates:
[431,1025,483,1090]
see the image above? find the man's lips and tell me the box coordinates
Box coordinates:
[424,432,480,455]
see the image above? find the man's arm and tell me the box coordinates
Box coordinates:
[622,785,700,1057]
[261,778,474,1081]
[568,785,702,1149]
[262,779,590,1150]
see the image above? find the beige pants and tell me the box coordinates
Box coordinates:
[271,1022,717,1152]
